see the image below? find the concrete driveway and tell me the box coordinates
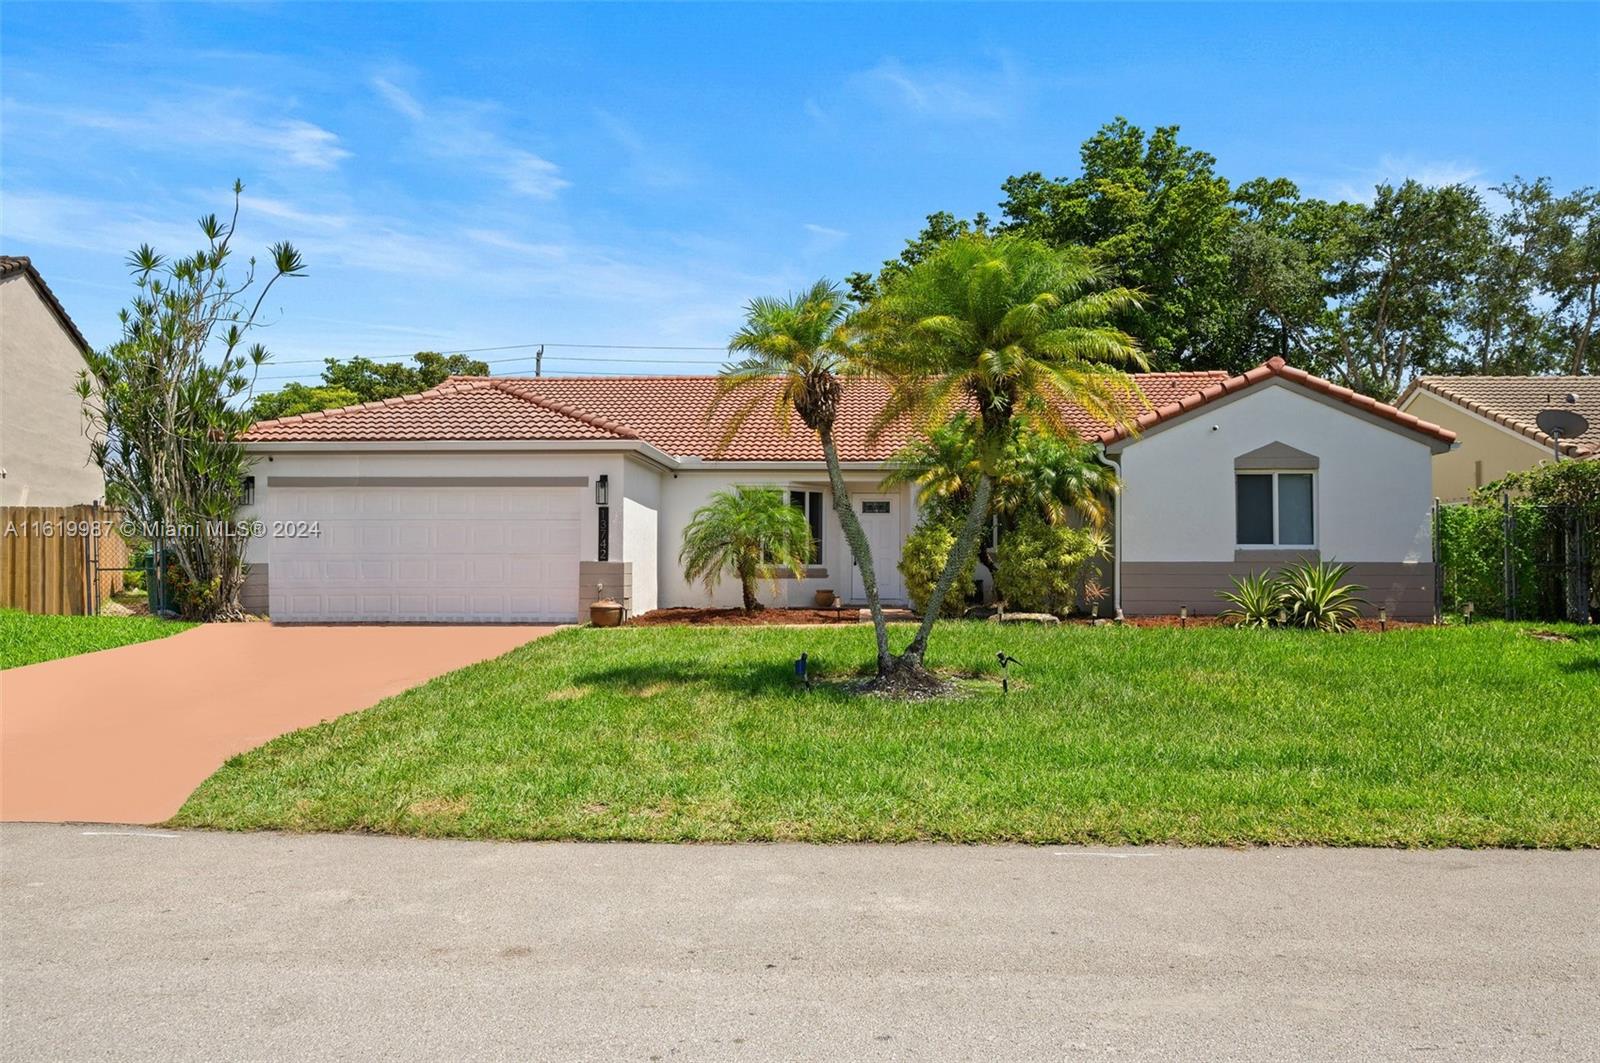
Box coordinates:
[0,623,555,824]
[2,826,1596,1061]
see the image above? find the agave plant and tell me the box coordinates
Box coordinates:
[1277,561,1368,632]
[1217,571,1285,628]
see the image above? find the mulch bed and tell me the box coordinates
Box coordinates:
[626,607,1424,632]
[627,607,858,627]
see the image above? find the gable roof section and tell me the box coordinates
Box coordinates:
[0,255,92,354]
[242,371,1230,459]
[242,379,639,442]
[1098,357,1457,450]
[1400,375,1598,458]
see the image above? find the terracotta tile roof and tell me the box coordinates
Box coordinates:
[1098,357,1457,447]
[245,371,1230,459]
[241,379,638,442]
[0,255,92,353]
[1401,375,1598,457]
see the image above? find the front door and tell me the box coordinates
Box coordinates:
[850,495,905,604]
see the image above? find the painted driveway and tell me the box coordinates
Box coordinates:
[0,623,555,824]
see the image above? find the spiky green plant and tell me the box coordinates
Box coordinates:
[679,485,814,613]
[1277,561,1368,632]
[1217,572,1287,629]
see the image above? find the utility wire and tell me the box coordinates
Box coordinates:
[264,340,729,366]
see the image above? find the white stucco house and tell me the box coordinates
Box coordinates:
[0,256,105,507]
[238,357,1456,623]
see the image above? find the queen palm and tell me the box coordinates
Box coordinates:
[715,280,893,673]
[863,234,1147,676]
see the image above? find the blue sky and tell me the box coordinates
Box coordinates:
[3,2,1597,387]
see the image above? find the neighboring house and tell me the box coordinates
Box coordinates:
[0,256,104,507]
[239,357,1453,623]
[1397,376,1599,501]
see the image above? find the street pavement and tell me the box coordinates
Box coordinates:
[2,824,1595,1061]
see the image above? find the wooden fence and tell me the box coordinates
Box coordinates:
[0,505,126,615]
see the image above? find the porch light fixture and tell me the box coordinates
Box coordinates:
[595,474,609,506]
[242,476,255,507]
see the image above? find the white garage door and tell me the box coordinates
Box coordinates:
[268,484,581,622]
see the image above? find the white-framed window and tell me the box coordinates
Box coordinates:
[1236,471,1315,547]
[789,489,824,564]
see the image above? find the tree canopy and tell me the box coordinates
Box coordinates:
[248,351,489,422]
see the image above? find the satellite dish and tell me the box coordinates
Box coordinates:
[1536,408,1590,441]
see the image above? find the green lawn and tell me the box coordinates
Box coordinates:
[173,621,1600,847]
[0,608,194,669]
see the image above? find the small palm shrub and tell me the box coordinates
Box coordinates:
[1218,571,1285,629]
[900,516,975,618]
[679,485,814,613]
[1217,561,1368,632]
[1278,561,1367,632]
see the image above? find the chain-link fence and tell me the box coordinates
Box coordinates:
[1437,493,1594,622]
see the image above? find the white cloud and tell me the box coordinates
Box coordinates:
[370,75,569,200]
[2,95,351,170]
[1314,154,1485,203]
[803,222,848,254]
[591,109,697,191]
[848,55,1026,122]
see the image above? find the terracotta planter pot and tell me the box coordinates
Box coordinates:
[814,590,838,608]
[590,600,624,627]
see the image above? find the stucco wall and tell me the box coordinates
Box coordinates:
[620,457,661,614]
[654,467,908,609]
[1400,389,1550,502]
[1115,381,1437,566]
[0,274,105,506]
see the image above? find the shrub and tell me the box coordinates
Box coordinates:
[1278,561,1367,632]
[1218,561,1367,632]
[680,485,813,612]
[901,516,975,618]
[993,510,1107,615]
[1218,571,1284,629]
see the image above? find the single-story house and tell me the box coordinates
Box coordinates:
[0,255,106,507]
[239,357,1455,623]
[1397,376,1598,501]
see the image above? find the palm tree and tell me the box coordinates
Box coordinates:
[882,415,1120,575]
[862,234,1147,675]
[679,485,814,613]
[715,280,894,672]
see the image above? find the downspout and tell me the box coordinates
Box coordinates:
[1096,446,1123,616]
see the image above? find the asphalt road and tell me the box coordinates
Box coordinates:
[2,825,1595,1062]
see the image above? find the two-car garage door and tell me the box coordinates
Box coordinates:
[268,484,581,623]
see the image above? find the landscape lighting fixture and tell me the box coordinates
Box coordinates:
[1378,607,1387,633]
[1463,602,1475,624]
[1179,605,1188,628]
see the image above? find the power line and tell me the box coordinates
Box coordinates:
[250,351,730,382]
[264,340,730,367]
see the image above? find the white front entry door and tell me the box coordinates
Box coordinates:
[268,485,581,622]
[850,495,905,603]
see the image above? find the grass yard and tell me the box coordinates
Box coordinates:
[0,608,194,669]
[173,621,1600,847]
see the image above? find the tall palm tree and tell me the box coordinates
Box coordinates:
[679,486,814,613]
[715,280,893,673]
[862,234,1147,674]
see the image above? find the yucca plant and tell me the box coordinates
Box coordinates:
[1217,571,1286,628]
[1277,561,1368,632]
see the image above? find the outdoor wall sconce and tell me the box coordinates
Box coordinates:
[242,476,255,507]
[595,474,609,506]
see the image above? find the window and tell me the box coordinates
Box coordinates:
[1236,472,1315,547]
[790,490,824,564]
[862,500,891,515]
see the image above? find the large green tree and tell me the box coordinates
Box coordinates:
[248,351,489,422]
[715,280,894,673]
[862,234,1145,681]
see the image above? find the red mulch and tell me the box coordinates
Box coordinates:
[627,607,1423,631]
[627,607,858,627]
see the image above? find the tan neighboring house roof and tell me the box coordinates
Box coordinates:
[0,256,92,354]
[1097,356,1457,449]
[1399,375,1599,459]
[243,371,1231,460]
